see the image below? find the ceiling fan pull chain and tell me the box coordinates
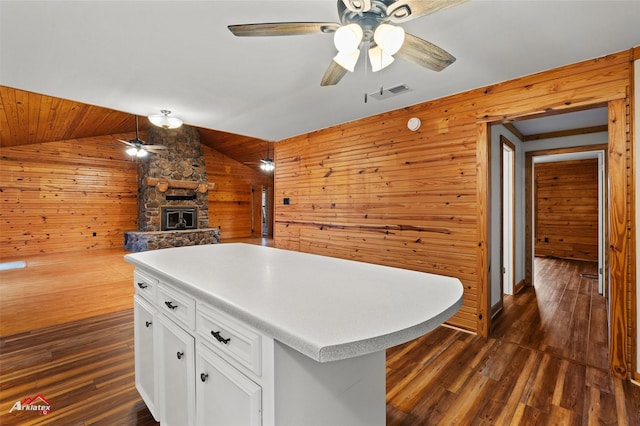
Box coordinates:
[364,40,369,103]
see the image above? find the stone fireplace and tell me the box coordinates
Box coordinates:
[124,125,220,252]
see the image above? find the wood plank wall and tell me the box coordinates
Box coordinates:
[274,50,634,340]
[202,145,273,238]
[0,134,273,258]
[0,134,138,258]
[534,159,599,261]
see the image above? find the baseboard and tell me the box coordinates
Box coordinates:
[491,301,503,319]
[514,278,529,294]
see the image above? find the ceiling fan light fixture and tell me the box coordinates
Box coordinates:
[333,23,363,53]
[149,110,183,129]
[368,45,394,72]
[260,161,275,172]
[333,49,360,72]
[136,149,148,158]
[374,24,405,55]
[126,147,138,156]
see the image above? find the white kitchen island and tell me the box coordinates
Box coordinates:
[125,243,463,426]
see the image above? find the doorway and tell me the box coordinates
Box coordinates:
[260,185,274,238]
[524,149,608,369]
[482,101,630,379]
[530,149,606,293]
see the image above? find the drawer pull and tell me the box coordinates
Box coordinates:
[211,330,231,345]
[137,282,148,289]
[165,301,178,310]
[176,351,184,360]
[145,321,152,328]
[200,373,209,383]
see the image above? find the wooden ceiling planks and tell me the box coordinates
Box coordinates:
[0,86,135,148]
[0,86,272,172]
[199,127,272,168]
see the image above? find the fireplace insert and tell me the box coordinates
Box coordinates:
[161,207,197,231]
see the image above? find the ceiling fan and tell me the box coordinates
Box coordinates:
[245,142,275,172]
[228,0,466,86]
[117,116,167,158]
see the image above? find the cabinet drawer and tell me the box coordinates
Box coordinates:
[197,304,262,376]
[157,283,196,331]
[134,270,157,303]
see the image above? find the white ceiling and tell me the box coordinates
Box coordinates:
[1,1,639,142]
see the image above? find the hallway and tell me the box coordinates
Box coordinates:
[492,257,608,370]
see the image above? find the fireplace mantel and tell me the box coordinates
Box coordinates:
[144,176,215,193]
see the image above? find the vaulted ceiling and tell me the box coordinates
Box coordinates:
[0,86,272,168]
[1,1,639,162]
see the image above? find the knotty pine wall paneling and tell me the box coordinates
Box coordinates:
[202,145,273,239]
[274,48,635,376]
[0,134,139,258]
[0,133,274,258]
[534,159,599,261]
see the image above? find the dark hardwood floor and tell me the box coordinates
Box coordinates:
[0,309,155,425]
[387,258,640,425]
[1,254,638,425]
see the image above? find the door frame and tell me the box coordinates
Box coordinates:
[478,99,631,379]
[527,148,607,292]
[500,136,516,298]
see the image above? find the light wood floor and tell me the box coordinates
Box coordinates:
[0,237,272,336]
[1,251,638,424]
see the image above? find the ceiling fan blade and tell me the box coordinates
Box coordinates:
[396,33,456,72]
[320,60,348,86]
[228,22,339,37]
[341,0,372,13]
[386,0,468,23]
[117,139,134,146]
[144,145,167,152]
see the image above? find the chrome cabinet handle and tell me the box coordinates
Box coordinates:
[165,301,178,310]
[200,373,209,383]
[145,321,152,328]
[211,330,231,345]
[177,351,184,360]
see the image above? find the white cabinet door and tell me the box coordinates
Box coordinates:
[158,314,195,426]
[134,295,158,421]
[196,343,262,426]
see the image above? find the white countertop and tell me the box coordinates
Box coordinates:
[125,243,463,363]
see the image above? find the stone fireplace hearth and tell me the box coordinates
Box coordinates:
[124,125,220,252]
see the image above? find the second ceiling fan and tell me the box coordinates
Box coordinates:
[117,116,167,158]
[228,0,466,86]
